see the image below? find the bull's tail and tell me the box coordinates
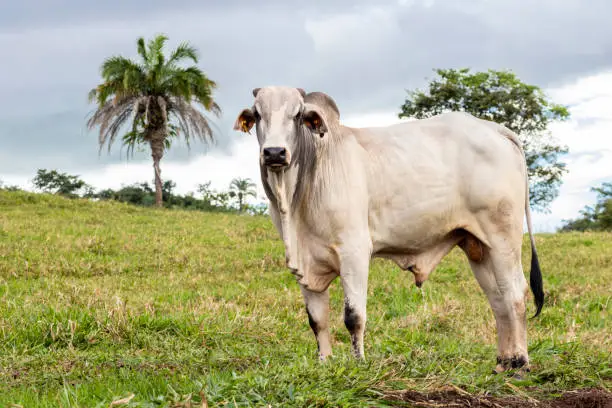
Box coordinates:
[524,186,544,318]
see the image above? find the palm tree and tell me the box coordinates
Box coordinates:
[87,34,221,207]
[230,178,257,212]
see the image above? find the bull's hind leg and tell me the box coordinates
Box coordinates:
[300,286,332,360]
[467,241,530,375]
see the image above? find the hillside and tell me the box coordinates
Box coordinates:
[0,190,610,407]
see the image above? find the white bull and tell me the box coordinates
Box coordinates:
[234,86,544,374]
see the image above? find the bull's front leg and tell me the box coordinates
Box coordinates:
[339,244,371,359]
[300,286,332,360]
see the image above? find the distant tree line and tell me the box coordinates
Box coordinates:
[559,182,612,232]
[3,171,610,230]
[0,178,20,191]
[0,169,268,216]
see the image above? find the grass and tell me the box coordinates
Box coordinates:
[0,190,610,407]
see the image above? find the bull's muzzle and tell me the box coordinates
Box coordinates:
[262,147,289,170]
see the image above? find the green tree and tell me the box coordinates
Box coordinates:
[87,34,222,207]
[197,181,233,211]
[560,182,612,231]
[244,202,269,216]
[399,68,570,212]
[161,180,177,203]
[32,169,91,198]
[197,181,215,204]
[230,177,257,212]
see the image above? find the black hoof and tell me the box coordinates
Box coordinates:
[494,355,529,374]
[510,355,528,369]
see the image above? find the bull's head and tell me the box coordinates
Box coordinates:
[233,86,329,172]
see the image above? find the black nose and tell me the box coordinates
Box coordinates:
[263,147,287,166]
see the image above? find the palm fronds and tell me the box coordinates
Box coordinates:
[87,33,221,155]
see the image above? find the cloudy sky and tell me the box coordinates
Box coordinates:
[1,0,611,231]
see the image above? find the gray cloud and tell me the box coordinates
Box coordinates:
[1,0,612,179]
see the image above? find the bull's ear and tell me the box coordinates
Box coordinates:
[233,108,256,134]
[303,104,328,137]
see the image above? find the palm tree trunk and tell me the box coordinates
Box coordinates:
[150,137,165,208]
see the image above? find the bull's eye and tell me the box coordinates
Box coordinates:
[253,109,261,121]
[294,111,302,121]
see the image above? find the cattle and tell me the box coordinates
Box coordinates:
[233,86,544,375]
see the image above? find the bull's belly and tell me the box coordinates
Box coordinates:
[369,206,464,254]
[370,227,451,254]
[370,225,480,287]
[367,205,474,286]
